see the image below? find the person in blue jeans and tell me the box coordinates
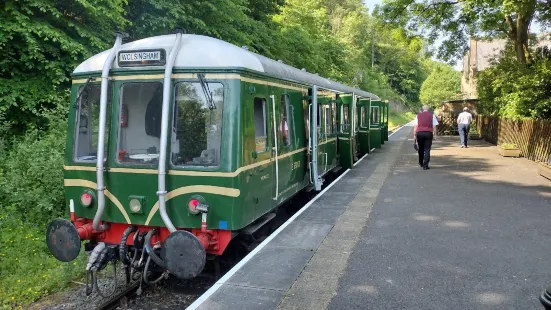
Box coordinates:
[457,107,473,148]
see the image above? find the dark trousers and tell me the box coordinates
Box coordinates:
[416,131,433,167]
[459,124,470,146]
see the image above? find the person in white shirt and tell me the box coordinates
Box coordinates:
[457,107,473,148]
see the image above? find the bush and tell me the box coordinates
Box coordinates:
[0,106,86,309]
[0,108,67,224]
[388,111,416,129]
[501,143,519,149]
[477,51,551,120]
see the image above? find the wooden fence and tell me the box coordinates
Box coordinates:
[435,115,551,164]
[476,116,551,164]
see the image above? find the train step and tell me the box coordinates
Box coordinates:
[242,212,276,235]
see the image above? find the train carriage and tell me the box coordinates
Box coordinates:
[46,31,383,288]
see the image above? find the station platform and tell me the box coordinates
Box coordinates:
[188,125,551,310]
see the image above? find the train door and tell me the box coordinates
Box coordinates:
[338,93,353,169]
[369,100,382,149]
[269,88,291,203]
[321,99,334,175]
[358,99,371,154]
[353,95,360,160]
[380,101,386,145]
[317,92,331,177]
[250,89,275,219]
[383,100,390,141]
[308,86,322,191]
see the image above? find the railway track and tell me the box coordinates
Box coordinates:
[89,169,344,310]
[94,281,140,310]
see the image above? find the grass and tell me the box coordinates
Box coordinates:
[388,111,416,130]
[0,213,86,310]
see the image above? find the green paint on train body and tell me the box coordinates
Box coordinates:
[357,99,371,154]
[337,94,354,169]
[369,100,383,149]
[65,68,350,231]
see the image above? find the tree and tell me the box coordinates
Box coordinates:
[125,0,282,58]
[476,48,551,119]
[419,63,461,109]
[376,0,551,64]
[0,0,128,135]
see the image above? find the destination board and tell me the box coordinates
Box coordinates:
[118,49,166,67]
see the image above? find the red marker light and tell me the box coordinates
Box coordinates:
[188,199,199,214]
[81,192,92,207]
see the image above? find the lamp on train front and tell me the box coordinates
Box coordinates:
[129,198,142,213]
[80,192,93,207]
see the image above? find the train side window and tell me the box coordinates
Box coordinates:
[317,103,321,128]
[324,106,331,135]
[254,97,267,153]
[354,105,359,132]
[303,96,309,143]
[280,94,291,147]
[361,106,367,127]
[332,100,337,133]
[74,84,111,162]
[341,105,350,133]
[171,82,224,167]
[371,106,380,124]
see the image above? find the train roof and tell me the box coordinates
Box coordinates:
[74,34,380,100]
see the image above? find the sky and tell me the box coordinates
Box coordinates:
[364,0,381,12]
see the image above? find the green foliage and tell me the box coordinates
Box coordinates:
[388,111,416,129]
[0,107,75,308]
[476,49,551,119]
[501,143,519,149]
[0,214,85,309]
[376,0,551,64]
[0,0,128,136]
[419,63,461,109]
[0,107,67,224]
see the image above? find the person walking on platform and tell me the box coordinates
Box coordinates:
[457,107,473,148]
[413,105,438,170]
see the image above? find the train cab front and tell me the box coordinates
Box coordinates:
[46,33,238,292]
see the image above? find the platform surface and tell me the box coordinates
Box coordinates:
[191,125,551,310]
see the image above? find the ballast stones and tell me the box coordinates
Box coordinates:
[46,219,81,262]
[161,230,206,279]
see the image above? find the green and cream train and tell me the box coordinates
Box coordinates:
[46,30,389,287]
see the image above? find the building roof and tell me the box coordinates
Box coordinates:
[74,34,380,100]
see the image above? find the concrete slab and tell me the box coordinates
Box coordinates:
[315,193,357,207]
[197,285,284,310]
[329,131,551,310]
[226,246,314,291]
[296,207,345,225]
[269,221,334,250]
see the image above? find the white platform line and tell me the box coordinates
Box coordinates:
[353,153,368,167]
[388,122,411,138]
[186,168,353,310]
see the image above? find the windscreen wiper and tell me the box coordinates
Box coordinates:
[73,76,96,108]
[197,73,216,110]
